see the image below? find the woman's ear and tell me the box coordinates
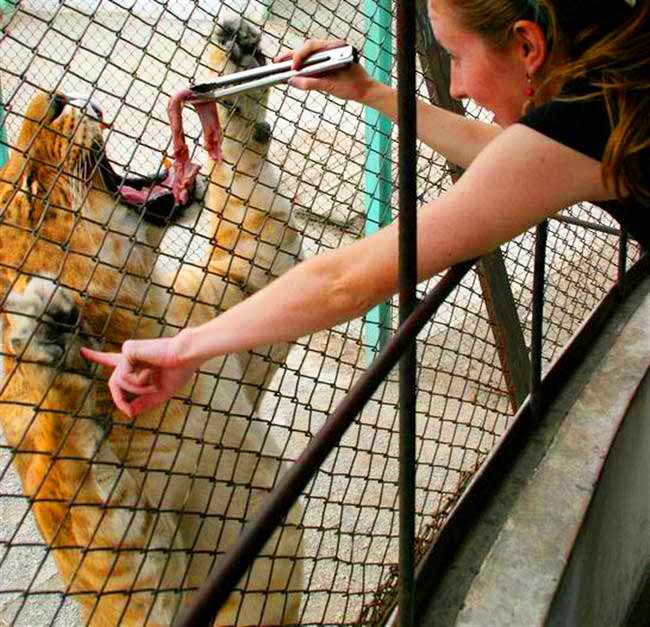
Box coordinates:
[512,20,547,76]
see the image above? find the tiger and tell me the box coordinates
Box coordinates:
[0,17,304,627]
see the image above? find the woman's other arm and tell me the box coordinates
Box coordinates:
[176,124,611,363]
[359,81,502,170]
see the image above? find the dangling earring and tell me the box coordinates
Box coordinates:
[522,74,535,115]
[525,74,535,98]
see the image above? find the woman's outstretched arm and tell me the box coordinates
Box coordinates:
[83,124,611,416]
[175,124,609,361]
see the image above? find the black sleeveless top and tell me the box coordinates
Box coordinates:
[519,91,649,249]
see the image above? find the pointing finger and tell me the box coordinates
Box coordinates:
[80,347,122,369]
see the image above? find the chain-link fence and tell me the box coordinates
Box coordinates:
[0,1,641,625]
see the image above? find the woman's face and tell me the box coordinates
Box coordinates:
[429,0,529,126]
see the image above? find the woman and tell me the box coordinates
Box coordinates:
[83,0,649,416]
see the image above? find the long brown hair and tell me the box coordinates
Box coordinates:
[445,0,650,205]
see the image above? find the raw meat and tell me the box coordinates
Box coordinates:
[115,90,223,208]
[166,89,223,206]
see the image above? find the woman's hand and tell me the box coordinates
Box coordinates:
[81,335,200,418]
[275,38,374,102]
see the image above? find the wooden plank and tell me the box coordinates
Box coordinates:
[476,251,531,410]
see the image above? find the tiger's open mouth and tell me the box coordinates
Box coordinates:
[92,141,190,227]
[90,91,221,226]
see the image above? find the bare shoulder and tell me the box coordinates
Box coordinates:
[413,123,615,280]
[438,122,614,235]
[467,123,613,206]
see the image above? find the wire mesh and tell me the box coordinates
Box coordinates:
[0,1,642,625]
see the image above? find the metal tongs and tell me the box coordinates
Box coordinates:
[189,44,359,102]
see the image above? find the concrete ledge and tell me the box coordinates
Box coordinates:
[547,371,650,626]
[422,275,650,626]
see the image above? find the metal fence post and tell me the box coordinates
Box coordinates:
[396,0,417,622]
[530,220,548,420]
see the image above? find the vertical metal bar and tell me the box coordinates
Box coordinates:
[364,0,393,361]
[617,229,628,294]
[397,0,417,623]
[530,220,548,420]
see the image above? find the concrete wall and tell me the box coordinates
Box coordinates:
[421,274,650,627]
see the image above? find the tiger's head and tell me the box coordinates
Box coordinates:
[0,92,110,298]
[0,90,184,304]
[0,90,117,228]
[13,91,106,179]
[1,90,178,216]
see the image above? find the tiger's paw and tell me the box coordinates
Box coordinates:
[4,278,92,372]
[215,17,265,70]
